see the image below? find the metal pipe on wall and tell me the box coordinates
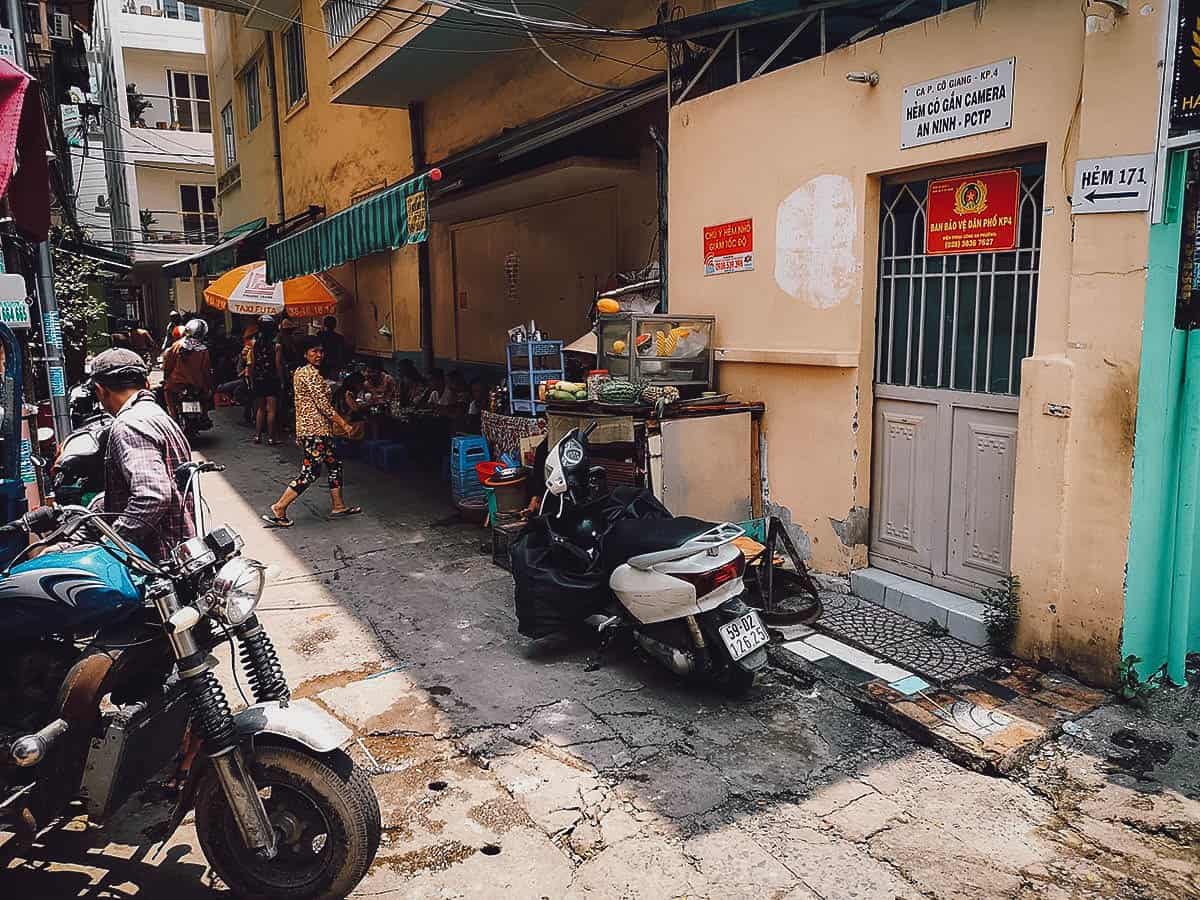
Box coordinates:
[410,102,435,373]
[264,33,286,224]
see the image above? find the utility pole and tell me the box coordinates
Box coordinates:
[6,0,72,442]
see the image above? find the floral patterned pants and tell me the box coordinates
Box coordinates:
[289,436,343,494]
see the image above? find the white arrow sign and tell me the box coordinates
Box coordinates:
[1071,154,1155,214]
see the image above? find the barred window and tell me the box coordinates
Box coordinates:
[242,61,261,132]
[220,102,236,167]
[282,19,307,108]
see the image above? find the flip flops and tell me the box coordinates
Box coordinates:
[261,512,294,528]
[329,507,363,519]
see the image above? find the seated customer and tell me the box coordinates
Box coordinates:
[363,359,398,405]
[396,359,422,405]
[435,370,468,414]
[333,371,366,419]
[421,368,447,409]
[467,378,488,415]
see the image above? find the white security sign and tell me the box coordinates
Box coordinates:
[901,58,1015,150]
[1070,154,1155,214]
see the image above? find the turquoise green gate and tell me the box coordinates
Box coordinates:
[1126,149,1200,684]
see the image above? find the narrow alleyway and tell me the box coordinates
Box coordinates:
[3,413,1198,898]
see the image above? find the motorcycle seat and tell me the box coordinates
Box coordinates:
[605,516,719,565]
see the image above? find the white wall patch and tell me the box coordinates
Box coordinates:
[774,175,859,309]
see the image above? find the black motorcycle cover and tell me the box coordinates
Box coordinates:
[510,487,672,639]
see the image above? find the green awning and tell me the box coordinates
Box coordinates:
[161,217,269,279]
[266,175,430,283]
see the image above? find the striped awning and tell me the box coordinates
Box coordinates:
[265,174,431,283]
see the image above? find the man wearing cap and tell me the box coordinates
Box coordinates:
[90,348,195,561]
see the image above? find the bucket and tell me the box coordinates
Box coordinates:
[485,475,527,514]
[475,461,504,484]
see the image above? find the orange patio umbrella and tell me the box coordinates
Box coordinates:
[203,261,351,319]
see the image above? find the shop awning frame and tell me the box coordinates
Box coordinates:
[162,217,269,279]
[54,237,132,273]
[265,175,432,284]
[265,77,667,283]
[650,0,981,105]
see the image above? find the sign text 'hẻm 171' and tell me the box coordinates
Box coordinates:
[703,218,753,276]
[1070,154,1155,214]
[901,58,1015,150]
[925,169,1020,256]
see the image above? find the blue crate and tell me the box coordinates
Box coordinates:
[360,439,388,463]
[451,435,490,475]
[451,468,486,493]
[509,340,562,358]
[368,441,403,468]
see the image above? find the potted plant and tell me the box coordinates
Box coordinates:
[140,209,157,242]
[126,84,152,128]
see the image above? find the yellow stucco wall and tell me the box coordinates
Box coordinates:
[203,12,279,231]
[667,0,1162,683]
[203,5,420,352]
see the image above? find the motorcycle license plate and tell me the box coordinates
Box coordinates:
[182,401,202,413]
[718,610,769,661]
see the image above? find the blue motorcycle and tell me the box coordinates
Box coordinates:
[0,462,381,899]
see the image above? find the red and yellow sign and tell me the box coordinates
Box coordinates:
[703,218,754,276]
[925,169,1020,255]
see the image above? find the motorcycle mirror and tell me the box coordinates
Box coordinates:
[582,420,599,439]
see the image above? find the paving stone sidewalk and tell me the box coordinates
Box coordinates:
[2,413,1197,898]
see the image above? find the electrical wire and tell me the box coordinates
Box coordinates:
[508,0,646,92]
[74,144,215,158]
[228,0,643,57]
[70,150,213,175]
[425,0,641,37]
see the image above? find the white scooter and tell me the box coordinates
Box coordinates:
[539,423,770,692]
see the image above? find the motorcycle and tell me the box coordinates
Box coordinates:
[0,464,382,899]
[175,386,214,439]
[68,378,103,430]
[49,410,112,507]
[523,422,770,693]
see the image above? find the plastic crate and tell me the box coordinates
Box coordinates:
[507,339,564,418]
[510,340,562,358]
[451,435,490,474]
[452,473,485,500]
[509,370,563,387]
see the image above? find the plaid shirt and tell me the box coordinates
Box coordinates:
[104,391,196,561]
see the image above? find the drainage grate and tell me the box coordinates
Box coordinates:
[812,591,1003,685]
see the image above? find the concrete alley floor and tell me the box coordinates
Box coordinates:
[3,411,1199,898]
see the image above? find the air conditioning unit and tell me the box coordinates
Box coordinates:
[48,11,71,41]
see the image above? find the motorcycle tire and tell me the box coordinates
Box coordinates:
[710,660,757,696]
[194,744,382,900]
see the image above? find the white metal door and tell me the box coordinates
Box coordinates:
[870,165,1043,597]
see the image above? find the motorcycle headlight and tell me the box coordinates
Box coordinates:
[209,558,265,625]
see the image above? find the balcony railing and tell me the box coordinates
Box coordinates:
[322,0,385,47]
[122,0,201,21]
[128,88,211,134]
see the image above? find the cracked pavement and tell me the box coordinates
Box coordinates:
[3,413,1199,898]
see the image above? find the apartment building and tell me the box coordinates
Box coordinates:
[88,0,216,323]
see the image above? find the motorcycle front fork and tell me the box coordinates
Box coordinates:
[149,582,278,858]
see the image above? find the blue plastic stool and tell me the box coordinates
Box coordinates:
[377,443,409,472]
